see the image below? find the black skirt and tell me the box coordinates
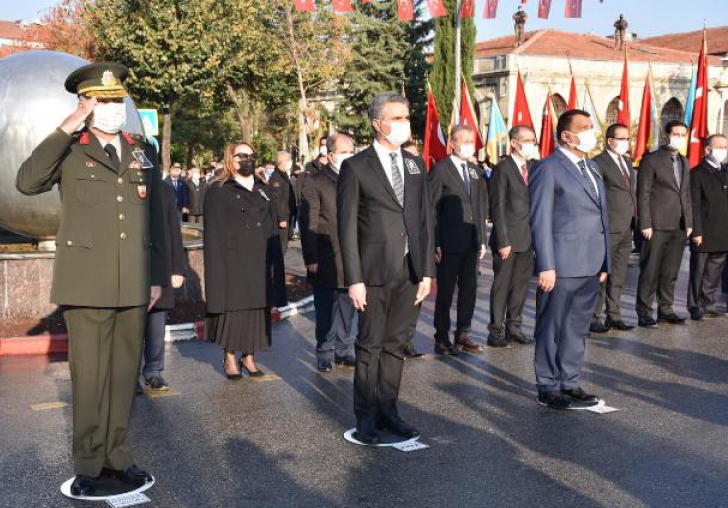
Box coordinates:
[205,308,271,354]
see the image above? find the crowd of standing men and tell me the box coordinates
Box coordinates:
[15,58,728,496]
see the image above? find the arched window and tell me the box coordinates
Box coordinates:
[552,94,568,117]
[605,96,621,125]
[661,98,684,133]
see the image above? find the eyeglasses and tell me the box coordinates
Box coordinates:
[234,153,257,161]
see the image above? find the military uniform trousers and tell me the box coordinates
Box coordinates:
[488,248,534,338]
[354,256,419,419]
[63,305,146,477]
[434,248,479,344]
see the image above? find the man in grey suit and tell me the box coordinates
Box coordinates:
[590,123,637,333]
[529,109,610,410]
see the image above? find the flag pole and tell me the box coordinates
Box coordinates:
[455,0,462,120]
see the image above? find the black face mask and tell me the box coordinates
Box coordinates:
[237,161,255,177]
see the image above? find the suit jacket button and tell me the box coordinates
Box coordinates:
[117,177,123,184]
[119,214,125,220]
[120,232,127,240]
[67,240,72,246]
[117,196,123,202]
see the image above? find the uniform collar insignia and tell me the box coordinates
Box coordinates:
[79,132,90,145]
[121,132,135,145]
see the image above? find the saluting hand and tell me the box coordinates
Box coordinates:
[415,277,432,306]
[60,97,96,135]
[349,283,367,311]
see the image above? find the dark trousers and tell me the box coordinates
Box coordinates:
[63,305,146,477]
[269,244,287,308]
[534,276,598,392]
[434,249,478,344]
[279,227,289,254]
[594,228,633,323]
[313,285,356,361]
[688,251,728,313]
[636,229,686,318]
[143,309,166,379]
[188,214,203,225]
[488,247,534,337]
[354,257,419,420]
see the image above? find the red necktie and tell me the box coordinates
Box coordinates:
[521,164,528,186]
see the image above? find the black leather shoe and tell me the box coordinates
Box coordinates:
[70,475,98,497]
[335,355,357,367]
[434,342,457,355]
[606,318,635,331]
[589,322,610,334]
[402,343,424,359]
[377,413,420,439]
[146,376,170,392]
[317,359,333,373]
[508,334,535,345]
[486,333,508,348]
[562,387,599,405]
[103,465,152,487]
[657,313,687,325]
[690,311,704,321]
[536,391,572,410]
[353,419,380,445]
[638,316,658,327]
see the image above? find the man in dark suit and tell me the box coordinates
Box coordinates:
[185,166,207,225]
[688,134,728,320]
[590,123,637,332]
[165,162,189,221]
[429,124,487,354]
[301,133,357,373]
[636,121,693,326]
[338,92,435,444]
[305,136,328,174]
[269,150,298,254]
[530,109,609,410]
[488,125,537,347]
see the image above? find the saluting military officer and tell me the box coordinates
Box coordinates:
[16,62,169,497]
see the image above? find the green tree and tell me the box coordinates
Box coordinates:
[431,0,476,128]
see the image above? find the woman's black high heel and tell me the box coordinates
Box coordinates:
[223,358,243,380]
[239,355,265,378]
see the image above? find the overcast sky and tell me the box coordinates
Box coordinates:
[4,0,727,42]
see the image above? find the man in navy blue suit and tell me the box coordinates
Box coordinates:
[529,109,610,410]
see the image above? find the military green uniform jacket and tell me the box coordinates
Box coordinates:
[16,128,169,307]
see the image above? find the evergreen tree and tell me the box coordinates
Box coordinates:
[431,0,476,128]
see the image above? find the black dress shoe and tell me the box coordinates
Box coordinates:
[434,342,457,355]
[317,359,333,373]
[657,313,687,325]
[70,475,98,497]
[353,419,380,445]
[690,311,704,321]
[638,316,658,327]
[606,318,635,331]
[508,334,535,345]
[335,355,357,367]
[562,387,599,405]
[589,322,610,334]
[146,376,170,392]
[377,413,420,439]
[402,343,423,359]
[103,465,153,487]
[486,333,508,348]
[536,391,572,410]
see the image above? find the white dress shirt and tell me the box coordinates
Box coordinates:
[450,154,468,181]
[558,146,599,198]
[97,134,121,158]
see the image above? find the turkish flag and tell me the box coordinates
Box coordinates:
[460,80,484,152]
[423,87,448,170]
[688,32,709,167]
[483,0,499,19]
[564,0,582,18]
[567,76,578,110]
[294,0,315,12]
[397,0,414,20]
[460,0,475,18]
[512,72,534,129]
[426,0,448,18]
[540,94,556,159]
[634,70,655,166]
[332,0,354,12]
[616,47,631,137]
[538,0,552,18]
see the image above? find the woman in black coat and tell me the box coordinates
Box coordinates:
[204,142,280,379]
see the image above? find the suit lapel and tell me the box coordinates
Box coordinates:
[507,156,528,188]
[365,146,401,208]
[598,152,628,191]
[555,149,601,207]
[446,157,470,199]
[657,149,681,191]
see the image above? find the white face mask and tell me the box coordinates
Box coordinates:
[669,135,688,153]
[381,120,411,147]
[567,128,598,154]
[611,140,630,156]
[319,146,328,156]
[519,142,537,160]
[456,143,476,160]
[332,153,353,172]
[92,101,127,134]
[708,148,728,165]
